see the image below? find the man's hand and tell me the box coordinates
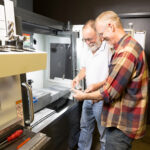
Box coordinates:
[72,77,79,88]
[85,83,97,93]
[92,99,100,104]
[72,88,86,101]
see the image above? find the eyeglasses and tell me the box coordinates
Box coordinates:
[82,38,93,42]
[97,25,108,38]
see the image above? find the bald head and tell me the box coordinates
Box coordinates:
[96,11,123,29]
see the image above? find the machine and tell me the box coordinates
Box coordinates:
[0,0,50,149]
[0,0,81,150]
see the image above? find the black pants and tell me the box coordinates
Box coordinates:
[105,127,133,150]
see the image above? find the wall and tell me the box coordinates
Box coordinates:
[33,0,150,24]
[17,0,33,11]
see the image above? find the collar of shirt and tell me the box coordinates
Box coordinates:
[114,34,128,50]
[110,34,130,64]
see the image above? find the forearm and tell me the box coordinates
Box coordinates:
[72,88,103,101]
[94,80,106,90]
[75,68,86,81]
[84,89,103,100]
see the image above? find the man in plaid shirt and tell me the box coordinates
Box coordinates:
[72,11,148,150]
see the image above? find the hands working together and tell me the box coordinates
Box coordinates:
[71,77,100,103]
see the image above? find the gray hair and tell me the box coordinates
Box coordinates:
[83,20,96,31]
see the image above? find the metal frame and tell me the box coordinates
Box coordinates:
[119,12,150,19]
[15,7,65,31]
[71,32,78,78]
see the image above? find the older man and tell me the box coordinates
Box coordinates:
[72,20,111,150]
[73,11,148,150]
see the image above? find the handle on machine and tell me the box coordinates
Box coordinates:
[22,82,34,125]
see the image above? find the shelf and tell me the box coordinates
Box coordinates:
[0,51,47,78]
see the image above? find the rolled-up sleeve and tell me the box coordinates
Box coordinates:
[100,48,136,103]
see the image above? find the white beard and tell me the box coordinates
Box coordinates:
[89,40,102,52]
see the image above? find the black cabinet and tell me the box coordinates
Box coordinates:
[41,102,82,150]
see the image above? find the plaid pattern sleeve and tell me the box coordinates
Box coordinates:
[100,34,148,139]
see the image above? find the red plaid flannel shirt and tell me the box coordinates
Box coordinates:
[100,34,148,139]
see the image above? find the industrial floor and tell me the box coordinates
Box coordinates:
[90,125,150,150]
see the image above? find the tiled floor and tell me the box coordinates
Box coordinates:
[91,125,150,150]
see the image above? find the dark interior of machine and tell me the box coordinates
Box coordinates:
[50,43,73,80]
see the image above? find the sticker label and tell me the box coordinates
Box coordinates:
[16,99,23,119]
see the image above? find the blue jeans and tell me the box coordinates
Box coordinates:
[105,127,133,150]
[78,100,106,150]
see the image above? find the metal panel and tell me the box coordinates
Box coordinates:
[71,32,78,78]
[15,7,65,31]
